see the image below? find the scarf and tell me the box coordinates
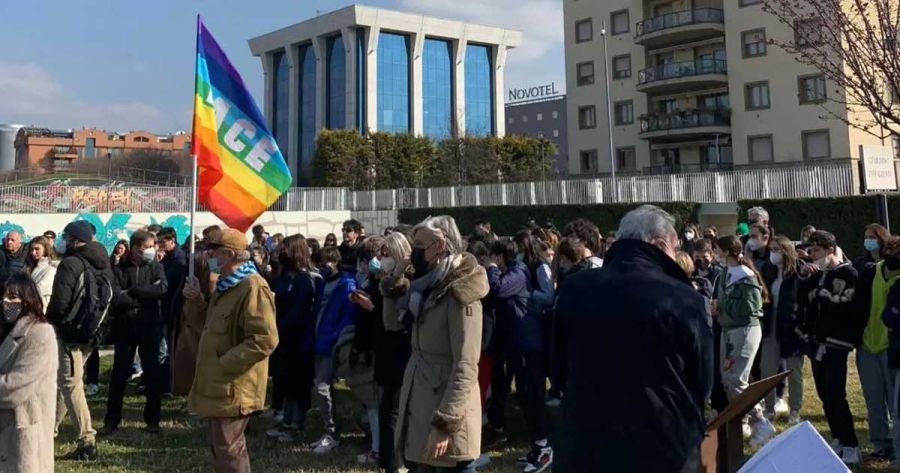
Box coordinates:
[215,260,259,294]
[398,255,453,322]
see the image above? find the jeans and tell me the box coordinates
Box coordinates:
[857,348,899,452]
[55,341,96,446]
[379,378,402,470]
[722,325,764,421]
[760,333,805,414]
[208,416,251,473]
[811,346,858,447]
[314,355,337,437]
[405,460,476,473]
[105,320,163,427]
[508,351,549,442]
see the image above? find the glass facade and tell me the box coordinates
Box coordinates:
[422,38,452,139]
[377,32,411,134]
[326,35,346,129]
[298,45,317,184]
[465,44,493,135]
[357,29,367,132]
[273,50,290,152]
[85,138,95,159]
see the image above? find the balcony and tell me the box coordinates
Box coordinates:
[635,8,725,48]
[642,162,734,175]
[639,108,731,141]
[636,59,728,94]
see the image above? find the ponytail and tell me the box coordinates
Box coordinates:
[737,253,770,303]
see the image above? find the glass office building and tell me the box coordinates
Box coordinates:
[422,39,453,139]
[465,44,493,136]
[377,32,411,134]
[326,35,346,129]
[273,51,290,153]
[298,45,317,177]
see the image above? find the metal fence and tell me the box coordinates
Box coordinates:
[0,163,855,214]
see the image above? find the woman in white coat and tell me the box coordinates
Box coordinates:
[25,236,57,309]
[0,273,59,473]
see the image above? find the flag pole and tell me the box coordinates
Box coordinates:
[188,14,201,279]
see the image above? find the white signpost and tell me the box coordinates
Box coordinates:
[860,144,898,192]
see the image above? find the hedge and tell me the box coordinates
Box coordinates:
[398,202,700,237]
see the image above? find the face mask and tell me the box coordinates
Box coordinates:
[55,238,67,255]
[769,251,784,266]
[2,300,21,326]
[141,248,157,263]
[694,258,709,271]
[684,231,695,241]
[368,257,382,274]
[381,257,396,275]
[747,238,764,251]
[411,247,431,279]
[208,257,221,274]
[864,238,880,252]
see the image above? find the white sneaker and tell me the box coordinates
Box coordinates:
[774,397,789,416]
[312,435,340,454]
[472,453,491,468]
[545,397,561,408]
[787,410,801,425]
[742,420,752,440]
[749,419,776,447]
[840,446,860,465]
[85,384,99,396]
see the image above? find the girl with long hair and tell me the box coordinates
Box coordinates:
[25,236,58,309]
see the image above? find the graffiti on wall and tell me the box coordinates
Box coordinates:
[0,182,189,213]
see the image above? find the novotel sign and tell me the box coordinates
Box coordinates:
[508,82,560,103]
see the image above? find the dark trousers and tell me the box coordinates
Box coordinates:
[208,416,251,473]
[811,347,858,447]
[85,347,100,385]
[405,461,476,473]
[508,351,548,442]
[486,351,510,429]
[378,379,402,471]
[105,320,163,427]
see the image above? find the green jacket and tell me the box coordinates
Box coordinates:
[717,267,764,329]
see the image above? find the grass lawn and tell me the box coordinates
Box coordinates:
[53,355,888,472]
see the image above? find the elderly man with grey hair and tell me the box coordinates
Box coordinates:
[747,206,770,228]
[0,230,27,282]
[554,205,713,473]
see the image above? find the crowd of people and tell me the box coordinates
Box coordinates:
[3,205,900,471]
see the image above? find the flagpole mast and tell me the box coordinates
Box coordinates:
[188,14,201,279]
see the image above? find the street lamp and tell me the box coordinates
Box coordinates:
[537,131,546,204]
[601,21,619,202]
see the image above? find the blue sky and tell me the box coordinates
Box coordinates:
[0,0,563,134]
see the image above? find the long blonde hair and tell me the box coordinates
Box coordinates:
[26,236,56,272]
[384,232,412,277]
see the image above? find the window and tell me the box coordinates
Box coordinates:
[537,113,543,121]
[745,82,770,110]
[465,44,493,135]
[795,18,823,48]
[422,38,453,139]
[698,93,730,109]
[611,10,629,35]
[578,106,597,129]
[377,32,411,134]
[614,101,634,125]
[612,55,631,79]
[802,130,831,159]
[748,135,774,162]
[326,35,347,129]
[658,99,678,114]
[273,50,289,151]
[552,111,558,119]
[798,75,827,104]
[616,147,636,171]
[523,115,529,122]
[742,29,767,58]
[576,19,593,43]
[553,129,559,138]
[740,0,762,6]
[580,150,598,172]
[576,61,595,86]
[134,136,150,143]
[298,45,317,175]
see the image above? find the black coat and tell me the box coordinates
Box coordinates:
[161,246,188,327]
[110,257,167,327]
[763,268,803,357]
[554,239,713,473]
[271,270,321,396]
[46,242,112,326]
[797,262,862,350]
[0,245,27,283]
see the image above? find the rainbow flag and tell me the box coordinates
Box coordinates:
[191,16,291,232]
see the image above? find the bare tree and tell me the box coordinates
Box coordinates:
[763,0,900,139]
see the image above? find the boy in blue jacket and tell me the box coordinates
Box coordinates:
[310,246,357,454]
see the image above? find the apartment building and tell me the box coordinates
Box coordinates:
[564,0,884,176]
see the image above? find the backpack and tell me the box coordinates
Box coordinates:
[57,256,113,345]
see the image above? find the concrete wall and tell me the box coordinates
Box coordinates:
[352,210,399,236]
[0,210,351,253]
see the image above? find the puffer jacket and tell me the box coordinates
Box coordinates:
[715,265,764,329]
[314,271,357,356]
[46,242,111,330]
[487,261,544,352]
[187,273,279,418]
[396,253,488,467]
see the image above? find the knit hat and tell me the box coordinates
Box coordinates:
[735,222,750,236]
[63,221,95,243]
[208,228,248,253]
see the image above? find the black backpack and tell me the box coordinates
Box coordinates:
[57,256,113,345]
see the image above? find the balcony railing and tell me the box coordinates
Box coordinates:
[640,109,731,133]
[638,59,727,85]
[635,8,725,37]
[643,162,734,175]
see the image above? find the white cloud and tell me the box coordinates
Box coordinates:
[0,61,165,131]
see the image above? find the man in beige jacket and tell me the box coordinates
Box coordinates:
[183,228,278,473]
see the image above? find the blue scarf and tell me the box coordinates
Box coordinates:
[215,260,259,294]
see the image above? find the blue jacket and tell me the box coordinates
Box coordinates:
[315,271,357,356]
[488,261,544,352]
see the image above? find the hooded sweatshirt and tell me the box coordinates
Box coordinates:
[716,264,764,329]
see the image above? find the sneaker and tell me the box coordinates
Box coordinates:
[357,450,379,464]
[788,410,802,426]
[520,445,554,473]
[774,397,790,416]
[130,368,143,381]
[85,384,99,396]
[312,435,340,454]
[276,425,301,444]
[473,453,491,468]
[749,419,776,447]
[841,446,860,465]
[830,438,843,454]
[60,443,98,461]
[545,397,561,408]
[872,447,894,460]
[742,421,752,440]
[97,424,118,437]
[483,427,507,449]
[266,423,285,438]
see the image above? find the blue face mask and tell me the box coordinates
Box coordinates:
[208,257,221,275]
[864,238,880,252]
[368,257,382,274]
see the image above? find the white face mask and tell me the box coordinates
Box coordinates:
[747,238,764,251]
[381,256,396,275]
[141,248,157,263]
[55,238,67,255]
[684,231,695,241]
[815,257,830,269]
[769,251,783,266]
